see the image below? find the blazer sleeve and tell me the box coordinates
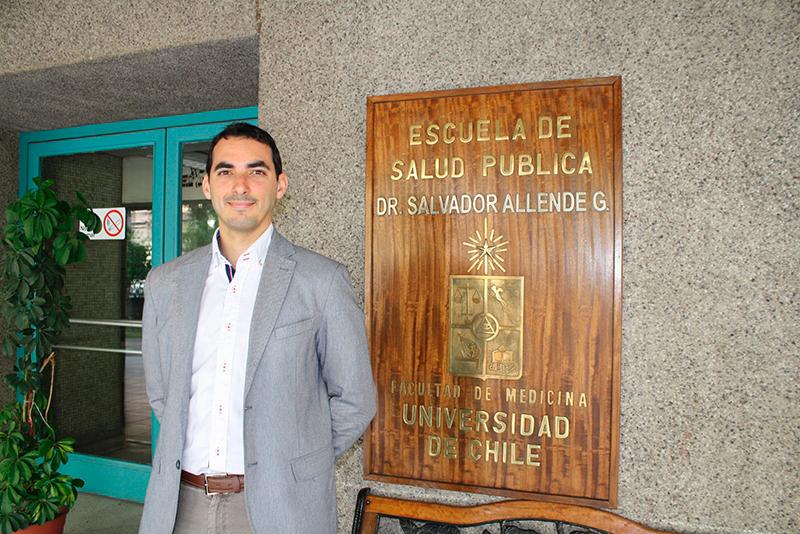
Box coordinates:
[142,270,166,421]
[317,264,377,458]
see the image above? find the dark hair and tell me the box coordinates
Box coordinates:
[205,122,283,176]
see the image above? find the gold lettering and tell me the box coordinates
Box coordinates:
[402,403,416,425]
[420,159,433,180]
[409,124,422,145]
[512,118,527,141]
[536,153,550,175]
[557,115,571,138]
[419,405,433,427]
[451,157,464,178]
[475,410,490,432]
[518,154,533,176]
[505,388,516,402]
[500,155,514,177]
[520,414,535,437]
[482,155,496,177]
[538,116,553,139]
[579,393,588,407]
[555,416,570,439]
[468,439,482,461]
[425,124,440,145]
[579,152,593,174]
[527,444,541,466]
[406,160,419,180]
[426,434,441,456]
[442,123,456,144]
[561,152,576,174]
[459,408,474,431]
[444,437,457,459]
[433,158,450,178]
[476,119,490,141]
[494,120,509,141]
[444,407,457,429]
[549,193,560,212]
[390,161,403,180]
[485,440,499,463]
[538,415,552,438]
[510,442,524,465]
[492,411,507,433]
[459,122,473,143]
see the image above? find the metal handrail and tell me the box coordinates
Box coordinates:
[53,344,141,355]
[69,318,142,328]
[57,319,143,354]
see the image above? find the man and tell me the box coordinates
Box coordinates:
[138,123,376,533]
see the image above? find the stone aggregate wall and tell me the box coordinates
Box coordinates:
[258,1,799,533]
[0,0,256,75]
[0,130,19,407]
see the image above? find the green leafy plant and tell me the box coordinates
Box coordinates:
[0,177,101,533]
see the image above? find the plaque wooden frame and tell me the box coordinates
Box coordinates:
[363,77,622,508]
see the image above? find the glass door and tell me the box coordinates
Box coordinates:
[163,120,256,261]
[25,131,165,501]
[20,109,257,503]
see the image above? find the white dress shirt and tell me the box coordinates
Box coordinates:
[182,225,273,475]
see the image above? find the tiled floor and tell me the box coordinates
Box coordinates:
[88,348,152,465]
[64,493,143,534]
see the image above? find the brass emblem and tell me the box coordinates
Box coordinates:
[449,219,523,380]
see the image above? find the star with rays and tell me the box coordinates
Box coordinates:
[463,217,508,275]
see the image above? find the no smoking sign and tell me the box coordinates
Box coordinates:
[80,207,126,240]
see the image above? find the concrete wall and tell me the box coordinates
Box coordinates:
[0,1,259,131]
[258,1,798,533]
[0,130,19,407]
[0,0,257,75]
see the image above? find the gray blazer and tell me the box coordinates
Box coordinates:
[138,230,376,534]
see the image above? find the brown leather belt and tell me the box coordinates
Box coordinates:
[181,470,245,495]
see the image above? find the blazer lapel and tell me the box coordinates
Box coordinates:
[245,230,296,398]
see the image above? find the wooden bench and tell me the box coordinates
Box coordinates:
[351,488,673,534]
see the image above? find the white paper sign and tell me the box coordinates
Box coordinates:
[80,207,126,240]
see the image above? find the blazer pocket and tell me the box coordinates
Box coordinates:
[273,316,317,340]
[290,444,334,482]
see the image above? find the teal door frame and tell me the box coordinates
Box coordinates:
[18,106,258,502]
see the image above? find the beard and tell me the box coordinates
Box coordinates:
[214,194,270,233]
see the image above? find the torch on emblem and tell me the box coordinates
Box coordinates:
[449,218,524,380]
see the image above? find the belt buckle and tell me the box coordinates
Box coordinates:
[203,473,227,496]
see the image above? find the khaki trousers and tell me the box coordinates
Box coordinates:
[172,482,252,534]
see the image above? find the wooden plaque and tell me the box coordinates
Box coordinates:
[364,77,622,507]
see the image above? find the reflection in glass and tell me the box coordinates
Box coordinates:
[42,146,153,464]
[181,141,217,253]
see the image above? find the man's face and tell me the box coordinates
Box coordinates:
[202,136,288,238]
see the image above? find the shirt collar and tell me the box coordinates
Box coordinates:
[211,224,274,268]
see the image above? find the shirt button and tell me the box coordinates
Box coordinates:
[176,460,181,470]
[226,323,232,331]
